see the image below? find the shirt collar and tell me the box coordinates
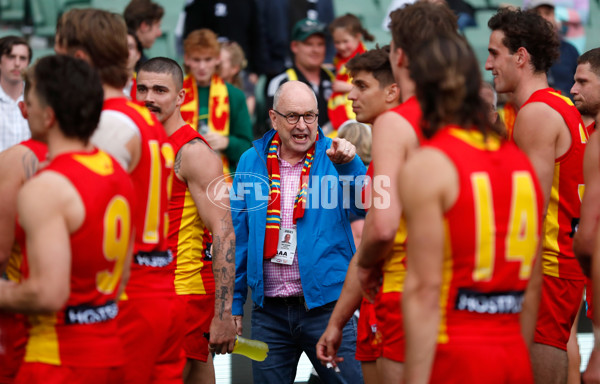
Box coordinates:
[0,83,24,103]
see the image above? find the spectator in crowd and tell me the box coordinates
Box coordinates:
[181,29,253,173]
[125,29,143,98]
[523,0,589,53]
[259,0,335,80]
[220,41,256,116]
[124,0,164,66]
[0,36,32,152]
[337,120,372,247]
[180,0,267,79]
[327,14,374,132]
[267,18,335,133]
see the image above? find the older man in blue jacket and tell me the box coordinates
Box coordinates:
[231,81,365,383]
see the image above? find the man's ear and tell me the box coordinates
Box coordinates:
[43,105,56,131]
[268,109,278,130]
[176,88,186,107]
[290,41,299,56]
[514,47,529,69]
[385,83,400,104]
[18,100,28,119]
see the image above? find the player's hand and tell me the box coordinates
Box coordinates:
[357,264,382,303]
[326,138,356,164]
[233,315,243,336]
[584,347,600,384]
[209,313,236,355]
[316,324,344,367]
[204,132,229,151]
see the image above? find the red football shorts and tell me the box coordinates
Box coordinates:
[118,296,186,383]
[534,275,585,351]
[375,291,405,362]
[14,362,123,384]
[355,298,380,362]
[0,312,27,383]
[182,294,215,362]
[430,334,533,384]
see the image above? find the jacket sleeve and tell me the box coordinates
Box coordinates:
[333,154,367,218]
[231,156,250,316]
[224,86,253,169]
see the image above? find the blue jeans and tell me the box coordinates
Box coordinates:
[251,298,363,384]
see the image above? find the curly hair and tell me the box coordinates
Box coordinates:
[488,8,559,74]
[409,34,500,139]
[345,45,394,88]
[389,2,458,61]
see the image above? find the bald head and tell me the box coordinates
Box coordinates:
[273,81,318,111]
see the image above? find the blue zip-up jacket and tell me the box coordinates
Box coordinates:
[231,127,366,316]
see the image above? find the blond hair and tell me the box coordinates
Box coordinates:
[338,121,372,164]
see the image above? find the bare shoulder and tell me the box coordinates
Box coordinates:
[515,102,563,142]
[373,109,418,139]
[400,147,458,212]
[178,138,224,182]
[18,171,83,232]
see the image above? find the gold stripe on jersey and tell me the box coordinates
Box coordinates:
[447,128,501,151]
[24,313,60,365]
[6,243,22,282]
[382,216,407,293]
[542,163,561,277]
[174,190,210,295]
[437,221,453,345]
[72,151,114,176]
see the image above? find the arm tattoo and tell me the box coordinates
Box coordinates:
[211,233,235,319]
[22,151,39,180]
[174,149,183,175]
[175,138,216,175]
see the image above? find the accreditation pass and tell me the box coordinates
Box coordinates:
[272,227,297,265]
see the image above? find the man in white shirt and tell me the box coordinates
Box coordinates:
[0,36,31,152]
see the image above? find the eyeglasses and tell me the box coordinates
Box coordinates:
[273,110,318,125]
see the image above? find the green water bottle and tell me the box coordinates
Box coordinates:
[232,335,269,361]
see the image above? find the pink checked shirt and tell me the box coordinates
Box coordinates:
[263,155,304,297]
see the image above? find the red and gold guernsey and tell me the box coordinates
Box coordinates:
[23,149,134,367]
[168,124,215,295]
[381,96,423,294]
[425,127,543,344]
[102,98,175,298]
[521,88,589,280]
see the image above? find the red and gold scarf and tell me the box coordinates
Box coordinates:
[263,132,317,259]
[181,73,231,173]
